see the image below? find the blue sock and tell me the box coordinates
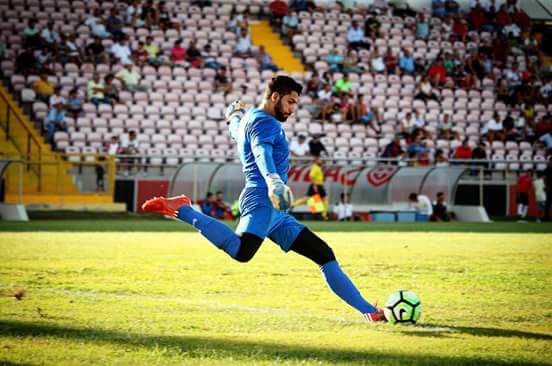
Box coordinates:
[321,260,377,314]
[177,206,241,258]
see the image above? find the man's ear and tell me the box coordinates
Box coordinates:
[270,92,280,103]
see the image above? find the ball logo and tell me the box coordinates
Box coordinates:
[366,167,396,187]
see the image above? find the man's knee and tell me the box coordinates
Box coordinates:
[234,233,263,263]
[290,228,336,266]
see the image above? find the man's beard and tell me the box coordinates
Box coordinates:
[274,99,289,122]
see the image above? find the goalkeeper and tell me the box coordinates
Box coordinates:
[142,76,385,322]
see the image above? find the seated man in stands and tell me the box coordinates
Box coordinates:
[452,138,473,162]
[346,21,370,50]
[86,37,110,64]
[45,100,67,147]
[256,46,279,72]
[116,62,148,92]
[170,38,188,67]
[111,35,132,65]
[353,95,381,135]
[290,135,310,159]
[214,67,232,95]
[87,73,111,106]
[33,73,55,104]
[186,39,203,68]
[120,130,140,176]
[234,28,252,58]
[431,192,453,221]
[382,135,405,162]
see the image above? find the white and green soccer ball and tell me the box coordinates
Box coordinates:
[383,290,422,324]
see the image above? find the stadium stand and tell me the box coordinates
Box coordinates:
[0,0,551,174]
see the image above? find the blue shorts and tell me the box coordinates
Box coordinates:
[236,187,305,252]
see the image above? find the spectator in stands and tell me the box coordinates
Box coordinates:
[432,0,447,17]
[434,149,449,166]
[214,191,230,220]
[401,112,416,139]
[144,36,162,66]
[337,93,355,122]
[126,0,143,28]
[106,8,125,37]
[229,12,249,34]
[289,0,311,12]
[270,0,288,28]
[534,172,546,222]
[334,73,352,96]
[382,135,405,160]
[170,38,187,67]
[428,57,447,86]
[87,73,111,106]
[409,192,433,217]
[157,1,181,36]
[104,74,121,104]
[45,100,66,146]
[317,84,334,121]
[306,72,322,96]
[504,62,522,105]
[111,35,132,65]
[326,49,344,72]
[413,110,432,139]
[383,49,399,75]
[66,88,83,119]
[202,44,222,70]
[308,134,327,157]
[235,28,252,58]
[415,13,429,40]
[539,132,552,156]
[364,14,381,39]
[40,21,60,50]
[120,130,140,176]
[282,10,299,42]
[354,96,381,135]
[307,95,322,119]
[49,86,65,108]
[85,37,109,64]
[539,78,552,104]
[431,192,452,221]
[214,67,232,95]
[116,62,147,92]
[59,33,82,65]
[15,48,38,76]
[335,193,353,222]
[347,21,371,51]
[399,49,415,74]
[438,113,457,140]
[256,46,279,72]
[290,134,310,158]
[35,45,55,73]
[453,138,472,161]
[471,140,488,172]
[85,8,111,39]
[141,0,158,30]
[106,135,121,156]
[483,112,504,142]
[465,50,485,82]
[414,75,439,102]
[408,135,429,162]
[371,52,386,74]
[22,19,41,48]
[186,40,203,68]
[33,73,55,104]
[343,50,363,74]
[132,41,149,67]
[452,17,468,43]
[201,192,216,217]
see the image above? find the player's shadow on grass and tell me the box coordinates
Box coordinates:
[0,320,550,366]
[404,323,552,341]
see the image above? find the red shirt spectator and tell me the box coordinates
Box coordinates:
[428,62,447,84]
[469,6,487,30]
[496,7,512,27]
[453,143,472,159]
[513,9,530,31]
[171,43,186,62]
[517,173,532,194]
[452,19,468,38]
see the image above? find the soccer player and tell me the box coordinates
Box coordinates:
[142,75,385,322]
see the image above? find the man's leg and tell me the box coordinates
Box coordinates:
[267,213,380,317]
[289,228,378,315]
[144,195,270,262]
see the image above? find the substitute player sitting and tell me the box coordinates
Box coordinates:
[142,75,385,322]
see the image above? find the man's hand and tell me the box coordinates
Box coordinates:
[265,173,294,211]
[225,100,246,124]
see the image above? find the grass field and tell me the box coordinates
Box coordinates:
[0,219,551,365]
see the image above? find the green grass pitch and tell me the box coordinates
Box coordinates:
[0,219,551,365]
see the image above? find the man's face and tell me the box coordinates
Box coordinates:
[273,91,299,122]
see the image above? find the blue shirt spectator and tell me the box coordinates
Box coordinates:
[416,16,429,39]
[326,50,344,72]
[201,192,215,217]
[400,51,415,74]
[45,103,66,145]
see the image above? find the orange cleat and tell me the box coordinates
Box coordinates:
[364,307,387,322]
[141,195,192,217]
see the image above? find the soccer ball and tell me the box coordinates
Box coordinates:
[383,290,421,324]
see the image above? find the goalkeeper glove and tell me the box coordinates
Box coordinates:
[265,173,294,211]
[225,100,246,125]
